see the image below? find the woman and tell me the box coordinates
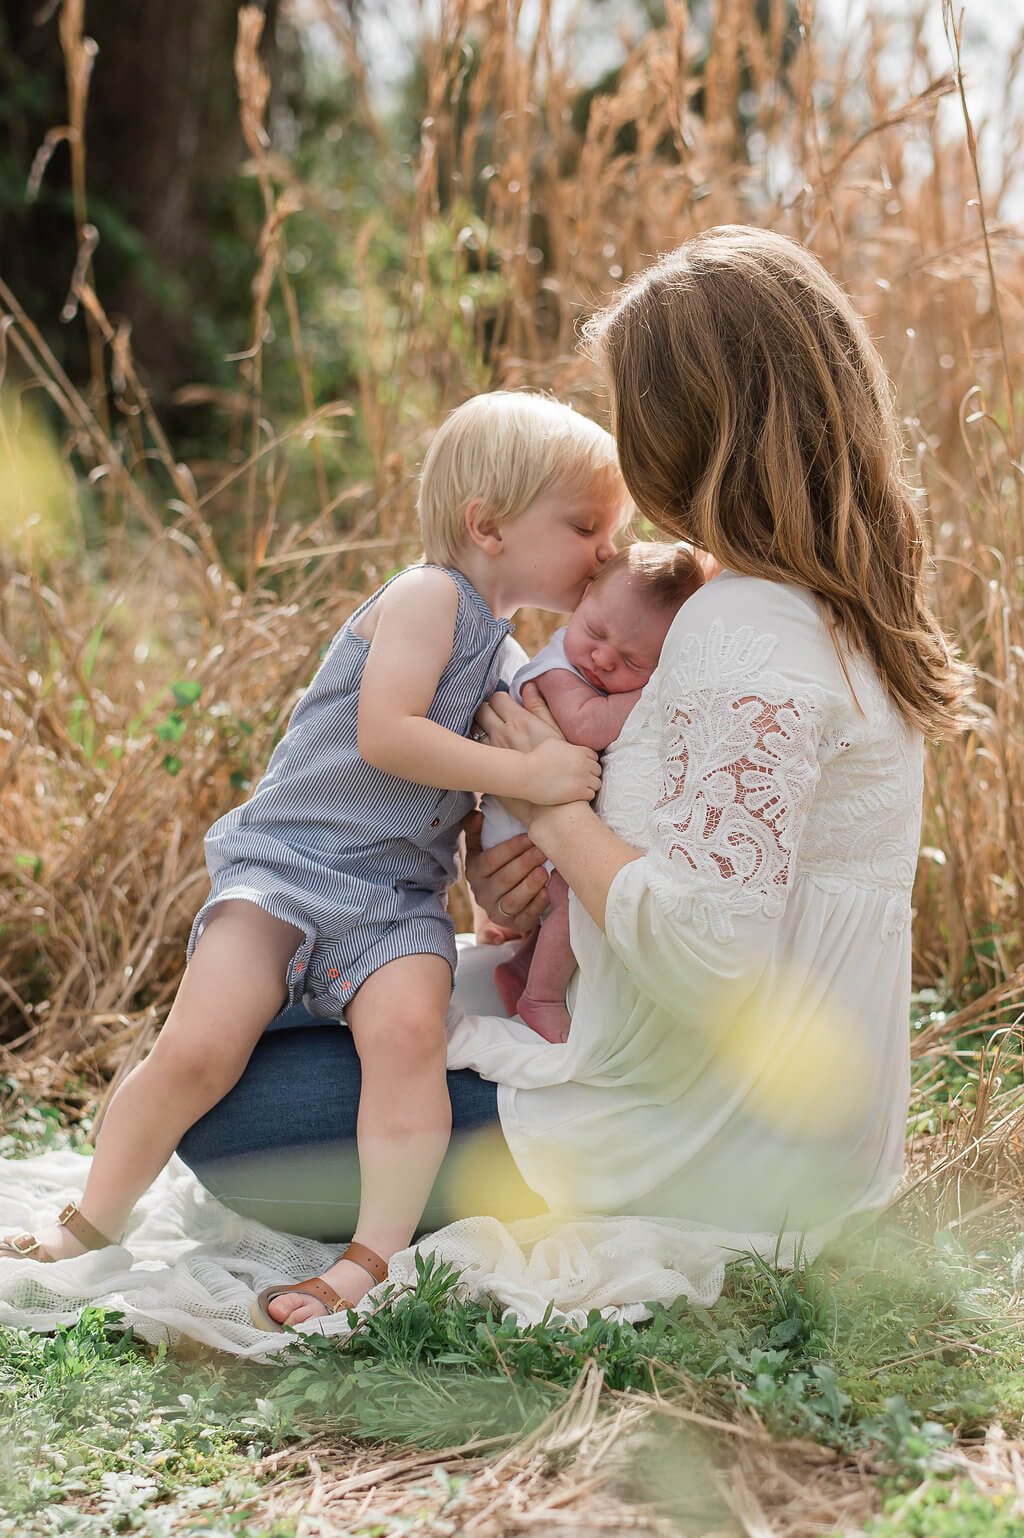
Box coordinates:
[178,227,967,1314]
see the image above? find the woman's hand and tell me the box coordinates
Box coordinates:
[463,810,549,934]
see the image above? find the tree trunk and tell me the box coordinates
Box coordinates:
[1,0,276,404]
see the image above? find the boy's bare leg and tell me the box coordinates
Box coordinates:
[514,872,574,1043]
[266,953,451,1326]
[28,901,302,1260]
[492,926,539,1015]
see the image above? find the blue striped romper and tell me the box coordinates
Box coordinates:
[186,566,521,1021]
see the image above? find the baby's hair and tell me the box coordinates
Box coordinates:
[583,225,969,738]
[418,390,624,567]
[590,540,705,610]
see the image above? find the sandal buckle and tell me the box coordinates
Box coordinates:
[9,1233,40,1255]
[57,1203,78,1227]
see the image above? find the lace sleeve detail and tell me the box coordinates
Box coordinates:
[647,621,825,943]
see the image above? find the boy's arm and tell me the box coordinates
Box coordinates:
[533,669,643,751]
[357,569,599,804]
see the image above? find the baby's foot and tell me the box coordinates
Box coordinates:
[515,991,571,1044]
[265,1255,378,1328]
[493,931,538,1016]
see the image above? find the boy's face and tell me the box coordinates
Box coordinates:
[499,477,628,613]
[563,570,677,694]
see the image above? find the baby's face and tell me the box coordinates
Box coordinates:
[563,571,677,694]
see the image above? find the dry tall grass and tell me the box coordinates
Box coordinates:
[0,0,1021,1141]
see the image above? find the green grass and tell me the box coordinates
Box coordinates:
[0,1308,280,1534]
[2,1228,1023,1534]
[862,1478,1023,1538]
[4,1006,1024,1535]
[259,1235,1017,1458]
[908,986,1024,1139]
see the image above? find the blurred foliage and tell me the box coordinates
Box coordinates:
[1,1,804,459]
[0,0,1019,1047]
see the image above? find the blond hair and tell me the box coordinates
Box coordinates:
[418,391,623,567]
[591,540,705,610]
[584,227,969,738]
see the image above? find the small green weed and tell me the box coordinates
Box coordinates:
[909,985,1024,1137]
[0,1307,282,1533]
[0,1076,93,1157]
[154,678,203,776]
[862,1475,1023,1537]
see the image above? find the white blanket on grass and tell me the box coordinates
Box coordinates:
[0,926,859,1359]
[0,931,850,1360]
[0,1148,812,1359]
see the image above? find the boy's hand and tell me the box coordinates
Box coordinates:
[522,739,601,806]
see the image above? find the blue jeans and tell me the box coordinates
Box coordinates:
[176,942,543,1240]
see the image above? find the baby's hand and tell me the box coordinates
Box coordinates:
[522,739,601,806]
[475,913,519,946]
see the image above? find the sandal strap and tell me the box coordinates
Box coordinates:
[3,1232,48,1258]
[57,1202,114,1251]
[264,1276,350,1315]
[343,1241,388,1286]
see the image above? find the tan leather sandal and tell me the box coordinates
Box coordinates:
[250,1240,389,1332]
[0,1201,115,1262]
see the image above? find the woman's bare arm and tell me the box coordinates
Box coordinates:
[524,801,639,932]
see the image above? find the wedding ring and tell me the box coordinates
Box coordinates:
[472,728,488,742]
[497,898,513,919]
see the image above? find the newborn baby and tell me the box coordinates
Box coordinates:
[481,541,705,1042]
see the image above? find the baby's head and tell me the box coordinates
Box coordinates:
[418,391,629,611]
[563,542,705,694]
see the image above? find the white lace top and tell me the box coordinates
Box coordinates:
[447,571,921,1260]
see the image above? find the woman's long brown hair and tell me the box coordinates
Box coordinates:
[584,227,970,738]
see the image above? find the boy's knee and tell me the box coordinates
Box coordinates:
[357,1004,446,1064]
[146,1036,246,1101]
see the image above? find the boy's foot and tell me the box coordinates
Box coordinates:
[493,930,539,1016]
[515,991,571,1044]
[0,1202,114,1263]
[0,1223,88,1262]
[259,1242,389,1328]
